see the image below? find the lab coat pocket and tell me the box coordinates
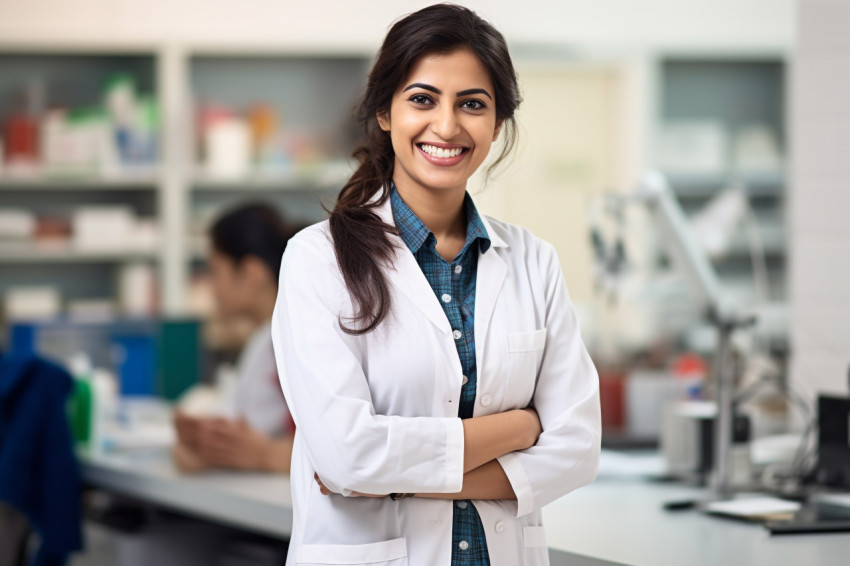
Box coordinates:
[522,526,549,565]
[296,537,408,565]
[505,329,547,407]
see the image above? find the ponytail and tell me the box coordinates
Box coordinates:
[328,129,397,334]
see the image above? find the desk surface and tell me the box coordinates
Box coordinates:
[79,448,292,539]
[80,449,850,566]
[543,478,850,566]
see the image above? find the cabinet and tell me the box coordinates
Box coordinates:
[0,43,369,329]
[653,56,788,307]
[0,48,161,323]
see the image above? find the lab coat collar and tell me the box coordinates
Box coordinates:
[370,187,508,336]
[371,186,508,249]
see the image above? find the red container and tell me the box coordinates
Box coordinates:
[3,113,39,165]
[598,368,626,432]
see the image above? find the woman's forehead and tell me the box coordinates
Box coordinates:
[401,49,493,93]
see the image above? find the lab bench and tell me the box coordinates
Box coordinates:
[79,448,850,566]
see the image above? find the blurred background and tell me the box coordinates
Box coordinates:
[1,1,848,565]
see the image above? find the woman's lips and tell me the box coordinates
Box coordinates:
[416,143,469,166]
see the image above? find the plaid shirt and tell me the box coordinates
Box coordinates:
[390,185,491,566]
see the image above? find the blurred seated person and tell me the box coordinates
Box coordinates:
[173,203,296,474]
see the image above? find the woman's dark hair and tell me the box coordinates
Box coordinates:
[210,203,291,284]
[329,3,521,334]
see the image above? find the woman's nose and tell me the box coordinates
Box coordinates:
[431,104,461,139]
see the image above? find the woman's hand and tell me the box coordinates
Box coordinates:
[195,417,272,471]
[173,410,202,450]
[314,473,387,498]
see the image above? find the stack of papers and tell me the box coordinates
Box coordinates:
[705,497,801,521]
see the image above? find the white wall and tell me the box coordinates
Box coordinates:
[790,0,850,400]
[0,0,794,52]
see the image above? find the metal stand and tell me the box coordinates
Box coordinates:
[710,315,755,499]
[633,171,758,500]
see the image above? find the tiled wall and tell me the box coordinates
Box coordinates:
[790,0,850,401]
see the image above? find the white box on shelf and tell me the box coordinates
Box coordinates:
[119,262,158,316]
[733,125,784,176]
[204,117,251,179]
[657,120,728,177]
[72,206,136,251]
[0,209,36,240]
[4,286,61,320]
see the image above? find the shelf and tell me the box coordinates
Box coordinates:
[0,242,158,263]
[0,171,161,191]
[666,172,785,199]
[190,161,353,192]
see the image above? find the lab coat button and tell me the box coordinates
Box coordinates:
[462,375,469,385]
[495,521,505,533]
[456,500,468,509]
[481,395,492,407]
[459,540,469,551]
[441,293,452,303]
[452,329,462,340]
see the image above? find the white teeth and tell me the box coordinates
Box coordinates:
[420,144,464,158]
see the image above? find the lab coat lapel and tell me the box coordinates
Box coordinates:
[390,244,453,335]
[474,214,508,370]
[374,193,452,335]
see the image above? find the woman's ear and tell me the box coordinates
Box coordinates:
[377,111,391,132]
[492,119,503,142]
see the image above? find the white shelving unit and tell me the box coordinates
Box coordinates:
[0,42,369,320]
[649,52,789,307]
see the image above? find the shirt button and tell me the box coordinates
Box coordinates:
[454,265,462,274]
[456,500,468,509]
[480,395,492,407]
[441,293,452,303]
[462,375,469,385]
[452,329,462,340]
[495,521,505,533]
[458,540,469,551]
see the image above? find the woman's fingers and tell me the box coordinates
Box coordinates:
[314,473,332,495]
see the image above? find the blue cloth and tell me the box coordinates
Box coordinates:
[390,185,491,566]
[0,353,83,566]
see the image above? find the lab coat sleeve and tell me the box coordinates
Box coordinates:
[497,240,601,518]
[271,232,465,496]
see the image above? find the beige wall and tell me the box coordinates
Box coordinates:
[0,0,793,51]
[473,62,626,304]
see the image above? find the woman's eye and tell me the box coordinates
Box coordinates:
[461,99,486,111]
[409,94,434,106]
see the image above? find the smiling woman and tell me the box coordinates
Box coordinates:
[271,4,601,566]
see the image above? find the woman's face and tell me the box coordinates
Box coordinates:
[378,49,501,197]
[208,250,247,318]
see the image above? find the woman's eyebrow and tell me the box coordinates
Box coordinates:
[456,88,492,100]
[402,83,493,100]
[403,82,441,94]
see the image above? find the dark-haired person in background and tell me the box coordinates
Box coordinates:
[173,203,296,474]
[271,4,600,566]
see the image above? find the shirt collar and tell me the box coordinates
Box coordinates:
[390,184,491,256]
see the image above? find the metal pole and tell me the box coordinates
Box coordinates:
[712,322,734,499]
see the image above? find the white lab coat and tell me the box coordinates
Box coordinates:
[219,321,293,437]
[271,192,601,566]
